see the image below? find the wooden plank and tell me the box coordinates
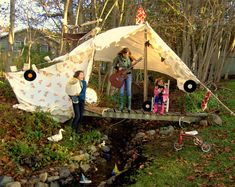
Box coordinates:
[84,105,108,116]
[83,109,208,122]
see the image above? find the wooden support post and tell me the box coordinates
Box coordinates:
[143,25,148,102]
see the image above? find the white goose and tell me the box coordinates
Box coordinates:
[47,129,65,142]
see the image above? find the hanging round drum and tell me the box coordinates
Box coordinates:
[24,69,37,81]
[184,80,197,93]
[142,100,152,112]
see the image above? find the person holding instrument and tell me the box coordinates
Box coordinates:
[113,47,135,112]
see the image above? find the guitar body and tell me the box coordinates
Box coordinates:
[109,57,143,88]
[109,70,128,88]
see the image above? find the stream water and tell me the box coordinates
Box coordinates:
[70,119,151,187]
[68,117,172,186]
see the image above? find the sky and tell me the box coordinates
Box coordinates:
[0,0,61,31]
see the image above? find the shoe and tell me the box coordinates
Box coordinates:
[79,174,92,184]
[119,96,124,111]
[160,105,165,115]
[127,96,132,111]
[153,104,158,113]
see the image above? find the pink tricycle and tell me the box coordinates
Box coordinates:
[174,117,211,152]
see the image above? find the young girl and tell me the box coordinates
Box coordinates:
[153,78,168,115]
[66,71,87,134]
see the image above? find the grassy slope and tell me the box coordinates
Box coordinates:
[0,80,103,178]
[131,80,235,187]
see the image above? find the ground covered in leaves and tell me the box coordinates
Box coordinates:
[0,79,106,182]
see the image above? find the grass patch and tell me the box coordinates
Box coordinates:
[131,80,235,186]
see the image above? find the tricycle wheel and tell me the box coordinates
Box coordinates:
[174,141,183,151]
[201,142,211,152]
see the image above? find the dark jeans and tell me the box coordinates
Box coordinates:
[72,100,85,133]
[155,96,163,105]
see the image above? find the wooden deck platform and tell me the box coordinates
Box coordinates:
[84,106,208,123]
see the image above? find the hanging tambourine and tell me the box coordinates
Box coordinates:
[183,80,197,93]
[142,100,152,112]
[24,69,37,81]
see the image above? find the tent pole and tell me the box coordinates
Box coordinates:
[143,23,148,102]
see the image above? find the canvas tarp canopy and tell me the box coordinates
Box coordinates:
[6,23,199,122]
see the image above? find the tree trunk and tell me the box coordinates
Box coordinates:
[6,0,15,72]
[215,32,231,82]
[59,0,70,55]
[105,0,120,96]
[75,0,82,26]
[119,0,125,26]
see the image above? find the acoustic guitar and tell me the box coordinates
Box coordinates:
[109,57,143,88]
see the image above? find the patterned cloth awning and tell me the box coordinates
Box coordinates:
[6,23,199,122]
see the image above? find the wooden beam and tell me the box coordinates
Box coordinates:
[83,109,208,123]
[143,25,148,102]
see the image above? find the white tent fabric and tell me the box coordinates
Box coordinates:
[6,23,199,122]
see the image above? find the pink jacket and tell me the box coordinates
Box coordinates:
[154,86,169,103]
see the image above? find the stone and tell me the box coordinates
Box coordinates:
[59,176,73,185]
[146,130,156,136]
[106,176,116,185]
[84,153,90,160]
[39,172,48,183]
[102,135,109,141]
[5,182,21,187]
[19,179,27,185]
[99,158,107,163]
[0,176,14,187]
[72,154,85,162]
[49,182,60,187]
[199,120,208,126]
[159,126,174,136]
[35,182,49,187]
[89,145,97,154]
[30,176,40,184]
[59,167,70,178]
[135,132,145,139]
[98,181,106,187]
[209,114,222,125]
[101,146,110,153]
[80,163,90,173]
[68,163,79,173]
[93,152,100,157]
[47,176,60,183]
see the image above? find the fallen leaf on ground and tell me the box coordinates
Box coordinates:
[215,183,226,187]
[228,156,235,161]
[224,147,232,153]
[187,175,195,181]
[0,156,10,163]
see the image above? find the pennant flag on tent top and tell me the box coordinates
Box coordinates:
[136,6,146,24]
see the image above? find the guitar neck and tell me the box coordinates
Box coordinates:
[126,57,142,71]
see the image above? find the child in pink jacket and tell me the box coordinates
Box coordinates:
[153,78,169,115]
